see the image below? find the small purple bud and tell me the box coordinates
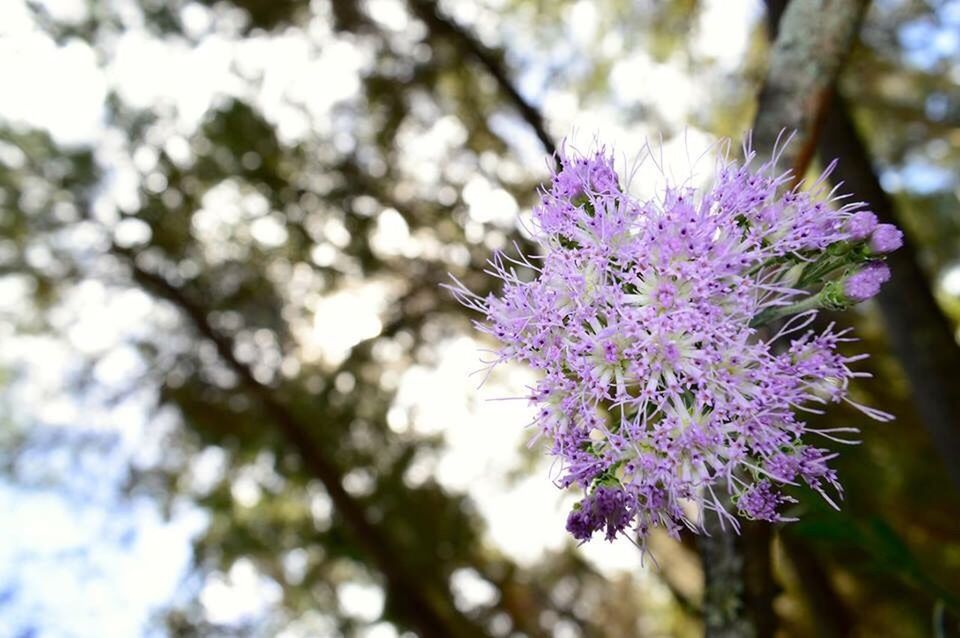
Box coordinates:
[844,262,891,302]
[655,282,676,308]
[845,211,878,240]
[869,224,903,254]
[565,486,631,542]
[565,507,596,541]
[738,480,785,522]
[589,161,619,194]
[603,341,619,364]
[553,169,583,200]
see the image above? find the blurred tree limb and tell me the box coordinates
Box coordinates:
[107,244,490,638]
[752,0,869,178]
[407,0,557,155]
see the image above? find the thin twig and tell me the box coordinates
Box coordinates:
[408,0,556,155]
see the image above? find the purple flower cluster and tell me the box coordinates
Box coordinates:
[566,485,634,541]
[449,141,898,544]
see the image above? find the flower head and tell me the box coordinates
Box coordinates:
[566,485,633,541]
[448,139,898,544]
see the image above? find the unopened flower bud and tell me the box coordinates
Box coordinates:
[843,262,891,302]
[868,224,903,254]
[845,211,878,240]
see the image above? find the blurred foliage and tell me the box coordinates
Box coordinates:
[1,0,960,637]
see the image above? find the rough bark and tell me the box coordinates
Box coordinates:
[698,514,778,638]
[699,518,753,638]
[698,517,778,638]
[753,0,870,181]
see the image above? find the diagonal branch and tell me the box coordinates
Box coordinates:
[753,0,870,181]
[408,0,556,155]
[110,244,488,638]
[769,0,960,492]
[817,95,960,490]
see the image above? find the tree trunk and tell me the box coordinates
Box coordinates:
[700,2,871,636]
[818,95,960,491]
[698,519,777,638]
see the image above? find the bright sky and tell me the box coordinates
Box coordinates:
[1,0,956,635]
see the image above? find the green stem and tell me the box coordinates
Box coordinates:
[750,293,823,328]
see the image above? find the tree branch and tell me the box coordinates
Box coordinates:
[770,0,960,493]
[753,0,870,180]
[111,245,489,638]
[408,0,556,156]
[817,95,960,490]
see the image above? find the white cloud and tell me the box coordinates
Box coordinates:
[0,485,206,638]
